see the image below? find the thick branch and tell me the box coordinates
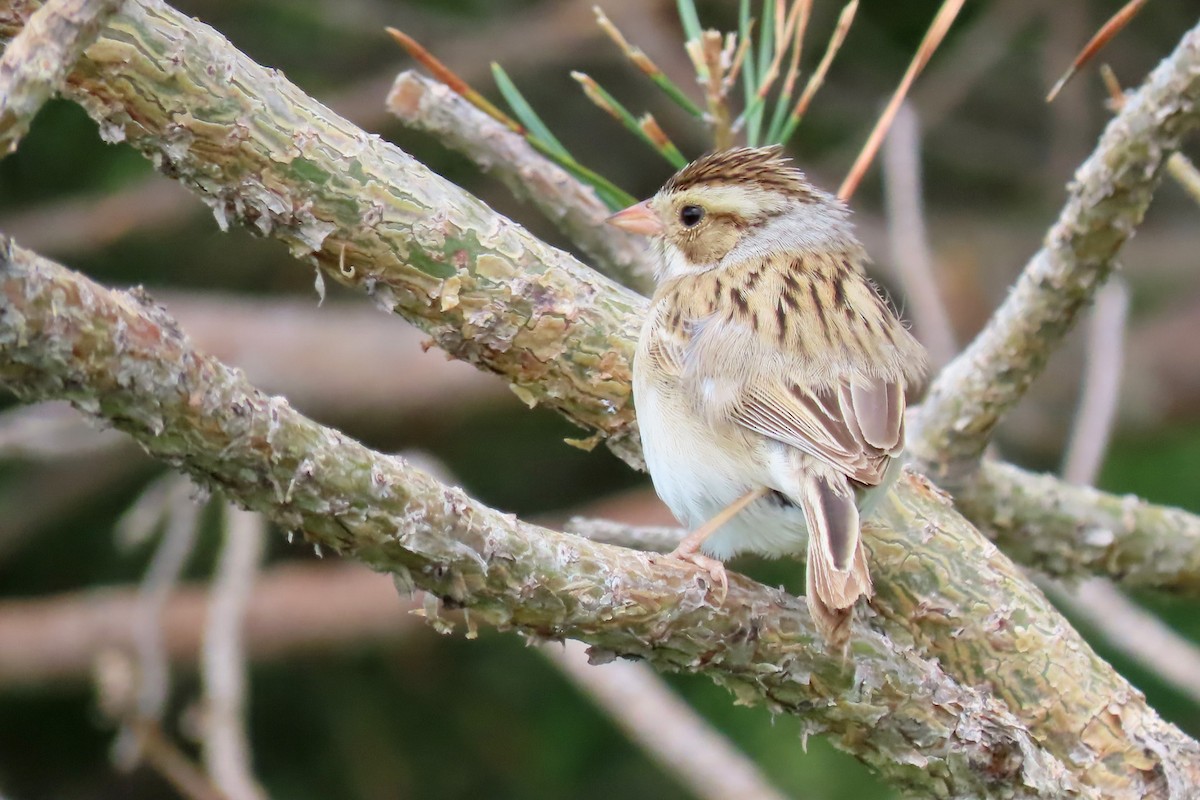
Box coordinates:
[7,239,1200,797]
[0,0,121,151]
[910,19,1200,483]
[387,70,656,296]
[3,0,1197,596]
[961,460,1200,593]
[0,0,647,468]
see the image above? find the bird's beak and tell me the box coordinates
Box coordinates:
[606,200,664,236]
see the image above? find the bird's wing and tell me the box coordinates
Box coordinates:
[645,284,907,487]
[734,374,903,577]
[734,375,905,486]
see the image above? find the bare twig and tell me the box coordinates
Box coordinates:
[126,478,202,726]
[1046,0,1150,103]
[94,651,227,800]
[837,0,965,200]
[130,719,227,800]
[111,477,203,770]
[1102,64,1200,209]
[201,506,267,800]
[781,0,856,137]
[0,0,123,151]
[0,444,149,562]
[1049,274,1200,709]
[1165,151,1200,206]
[1062,279,1129,485]
[563,516,682,553]
[545,640,789,800]
[0,176,199,257]
[911,20,1200,485]
[880,103,956,367]
[0,399,125,458]
[0,564,414,688]
[387,71,655,294]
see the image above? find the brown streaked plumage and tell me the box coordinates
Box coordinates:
[609,146,927,645]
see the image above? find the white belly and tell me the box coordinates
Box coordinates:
[634,374,809,559]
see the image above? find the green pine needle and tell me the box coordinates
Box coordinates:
[677,0,703,43]
[491,63,570,160]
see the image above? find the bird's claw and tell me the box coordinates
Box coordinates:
[665,547,729,604]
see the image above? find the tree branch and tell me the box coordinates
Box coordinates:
[0,0,121,151]
[0,563,414,689]
[960,460,1200,593]
[910,19,1200,484]
[387,70,656,296]
[0,0,647,468]
[3,0,1197,596]
[2,2,1200,792]
[545,640,790,800]
[7,237,1200,797]
[201,506,267,800]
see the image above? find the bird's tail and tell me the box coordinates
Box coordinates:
[801,473,873,646]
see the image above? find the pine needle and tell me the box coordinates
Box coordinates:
[492,63,569,159]
[387,27,522,134]
[594,6,704,118]
[777,0,858,143]
[572,72,687,167]
[1046,0,1149,103]
[837,0,964,201]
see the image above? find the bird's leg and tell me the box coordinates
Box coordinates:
[667,487,769,603]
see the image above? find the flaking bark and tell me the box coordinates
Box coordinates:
[1,0,1196,595]
[387,70,657,296]
[3,1,1200,794]
[0,0,121,151]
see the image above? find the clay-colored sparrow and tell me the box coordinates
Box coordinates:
[608,146,927,643]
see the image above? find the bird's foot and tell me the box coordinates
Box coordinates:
[664,545,728,604]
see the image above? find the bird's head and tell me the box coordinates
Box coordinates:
[607,146,852,282]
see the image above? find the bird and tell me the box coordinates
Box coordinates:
[607,145,927,644]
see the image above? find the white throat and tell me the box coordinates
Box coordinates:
[656,241,709,281]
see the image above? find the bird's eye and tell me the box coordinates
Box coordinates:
[679,205,705,228]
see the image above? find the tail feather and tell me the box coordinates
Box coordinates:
[801,473,873,645]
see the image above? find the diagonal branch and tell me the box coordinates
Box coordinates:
[387,70,656,296]
[0,0,647,468]
[6,237,1200,798]
[910,19,1200,484]
[0,0,122,151]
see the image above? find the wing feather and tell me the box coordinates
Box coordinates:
[733,376,905,486]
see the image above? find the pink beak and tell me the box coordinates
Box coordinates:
[606,200,664,236]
